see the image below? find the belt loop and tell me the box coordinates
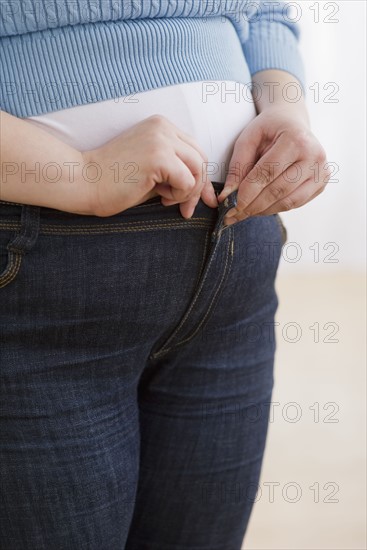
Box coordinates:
[7,205,41,255]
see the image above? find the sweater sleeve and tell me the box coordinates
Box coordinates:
[236,1,306,91]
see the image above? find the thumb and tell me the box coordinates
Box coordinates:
[200,177,218,209]
[217,123,261,203]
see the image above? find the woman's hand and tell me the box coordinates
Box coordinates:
[0,111,216,216]
[216,71,331,226]
[85,114,217,218]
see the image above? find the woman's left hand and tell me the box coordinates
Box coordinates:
[217,106,332,226]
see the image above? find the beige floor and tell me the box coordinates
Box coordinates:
[243,273,366,550]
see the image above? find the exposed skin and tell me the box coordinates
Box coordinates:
[217,69,331,226]
[0,70,330,220]
[155,69,331,223]
[0,111,217,218]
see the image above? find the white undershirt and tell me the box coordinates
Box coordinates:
[26,80,257,183]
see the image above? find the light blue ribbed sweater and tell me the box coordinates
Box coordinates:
[0,1,305,118]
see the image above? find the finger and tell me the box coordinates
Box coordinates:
[200,178,218,208]
[234,159,312,217]
[179,172,216,218]
[154,154,197,202]
[155,182,177,200]
[154,150,208,218]
[175,137,209,182]
[223,174,324,227]
[246,154,332,216]
[160,177,217,211]
[217,123,263,202]
[160,196,179,206]
[174,143,209,204]
[256,178,328,216]
[176,129,209,166]
[176,129,212,189]
[179,194,202,219]
[224,134,300,218]
[223,182,326,228]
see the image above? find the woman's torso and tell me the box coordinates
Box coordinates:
[26,80,257,183]
[4,5,258,183]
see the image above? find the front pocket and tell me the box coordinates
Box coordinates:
[0,205,41,289]
[0,234,23,288]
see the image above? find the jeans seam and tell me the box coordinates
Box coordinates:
[39,223,212,235]
[39,216,212,227]
[196,231,210,284]
[0,200,25,207]
[0,251,22,288]
[0,222,213,235]
[149,193,238,359]
[162,230,234,355]
[152,228,234,358]
[0,216,210,226]
[153,236,223,350]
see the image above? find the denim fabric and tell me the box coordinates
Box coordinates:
[0,182,286,550]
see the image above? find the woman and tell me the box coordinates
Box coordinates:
[0,1,330,548]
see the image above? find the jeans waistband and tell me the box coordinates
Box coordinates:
[0,181,237,240]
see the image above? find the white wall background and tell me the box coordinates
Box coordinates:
[278,0,366,274]
[245,5,366,548]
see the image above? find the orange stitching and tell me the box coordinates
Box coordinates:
[197,231,210,283]
[0,223,20,229]
[175,231,234,347]
[152,226,228,354]
[0,217,214,233]
[155,230,234,357]
[0,201,24,207]
[0,226,212,237]
[41,221,211,234]
[1,215,211,224]
[36,225,211,235]
[0,253,22,288]
[41,216,211,227]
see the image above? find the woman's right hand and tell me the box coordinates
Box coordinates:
[84,115,218,218]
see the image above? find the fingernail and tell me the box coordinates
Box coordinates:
[186,210,194,219]
[218,186,233,199]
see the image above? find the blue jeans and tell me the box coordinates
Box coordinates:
[0,182,286,549]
